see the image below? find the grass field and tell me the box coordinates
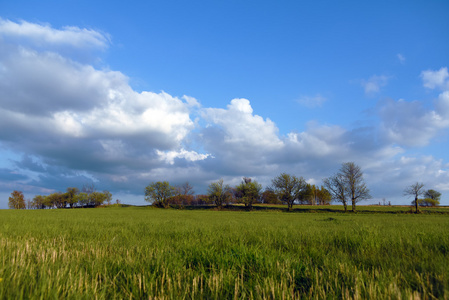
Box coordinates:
[0,206,448,299]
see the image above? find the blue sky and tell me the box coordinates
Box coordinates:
[0,0,448,207]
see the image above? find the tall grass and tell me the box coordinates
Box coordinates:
[0,207,448,299]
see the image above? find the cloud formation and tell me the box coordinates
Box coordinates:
[421,67,449,90]
[1,19,449,207]
[0,18,109,50]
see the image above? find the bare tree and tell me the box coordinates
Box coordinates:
[404,182,425,213]
[340,162,371,212]
[323,174,348,212]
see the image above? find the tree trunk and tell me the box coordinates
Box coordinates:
[415,196,419,213]
[352,199,356,212]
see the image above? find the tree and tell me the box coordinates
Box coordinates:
[419,198,440,207]
[103,190,113,205]
[298,183,315,205]
[90,191,107,206]
[323,174,349,212]
[76,192,89,207]
[404,182,425,213]
[145,181,175,208]
[317,186,332,205]
[235,177,262,210]
[271,173,307,211]
[207,179,232,210]
[8,190,26,209]
[65,187,79,208]
[340,162,371,212]
[171,182,195,206]
[261,189,282,204]
[424,189,441,202]
[47,192,66,209]
[298,184,330,205]
[32,195,47,209]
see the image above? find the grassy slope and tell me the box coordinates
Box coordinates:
[0,207,448,299]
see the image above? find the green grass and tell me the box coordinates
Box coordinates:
[0,207,448,299]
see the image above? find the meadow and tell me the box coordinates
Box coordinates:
[0,206,448,299]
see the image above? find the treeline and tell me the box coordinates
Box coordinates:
[7,162,442,211]
[145,179,332,210]
[8,185,114,209]
[145,162,442,213]
[145,162,369,212]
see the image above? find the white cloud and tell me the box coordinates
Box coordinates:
[435,91,449,118]
[156,149,211,165]
[378,98,449,147]
[361,75,389,95]
[0,18,109,50]
[421,67,449,90]
[203,98,283,150]
[285,124,347,157]
[0,19,202,184]
[397,53,406,64]
[297,94,327,108]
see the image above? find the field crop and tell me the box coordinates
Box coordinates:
[0,207,448,299]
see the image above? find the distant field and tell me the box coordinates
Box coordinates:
[0,207,448,299]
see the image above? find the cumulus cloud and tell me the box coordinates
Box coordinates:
[361,75,389,95]
[202,98,283,150]
[421,67,449,90]
[0,19,209,198]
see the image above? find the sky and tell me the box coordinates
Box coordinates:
[0,0,449,207]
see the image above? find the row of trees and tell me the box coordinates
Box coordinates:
[8,162,441,211]
[145,162,372,211]
[8,185,114,209]
[144,176,334,211]
[145,162,442,212]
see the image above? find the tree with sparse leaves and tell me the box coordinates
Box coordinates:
[103,190,113,205]
[325,162,371,212]
[323,173,349,212]
[235,177,262,210]
[8,190,26,209]
[207,179,232,210]
[404,182,425,213]
[271,173,307,211]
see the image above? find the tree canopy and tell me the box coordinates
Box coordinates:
[145,181,176,208]
[235,177,262,210]
[271,173,307,211]
[8,190,26,209]
[207,179,232,209]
